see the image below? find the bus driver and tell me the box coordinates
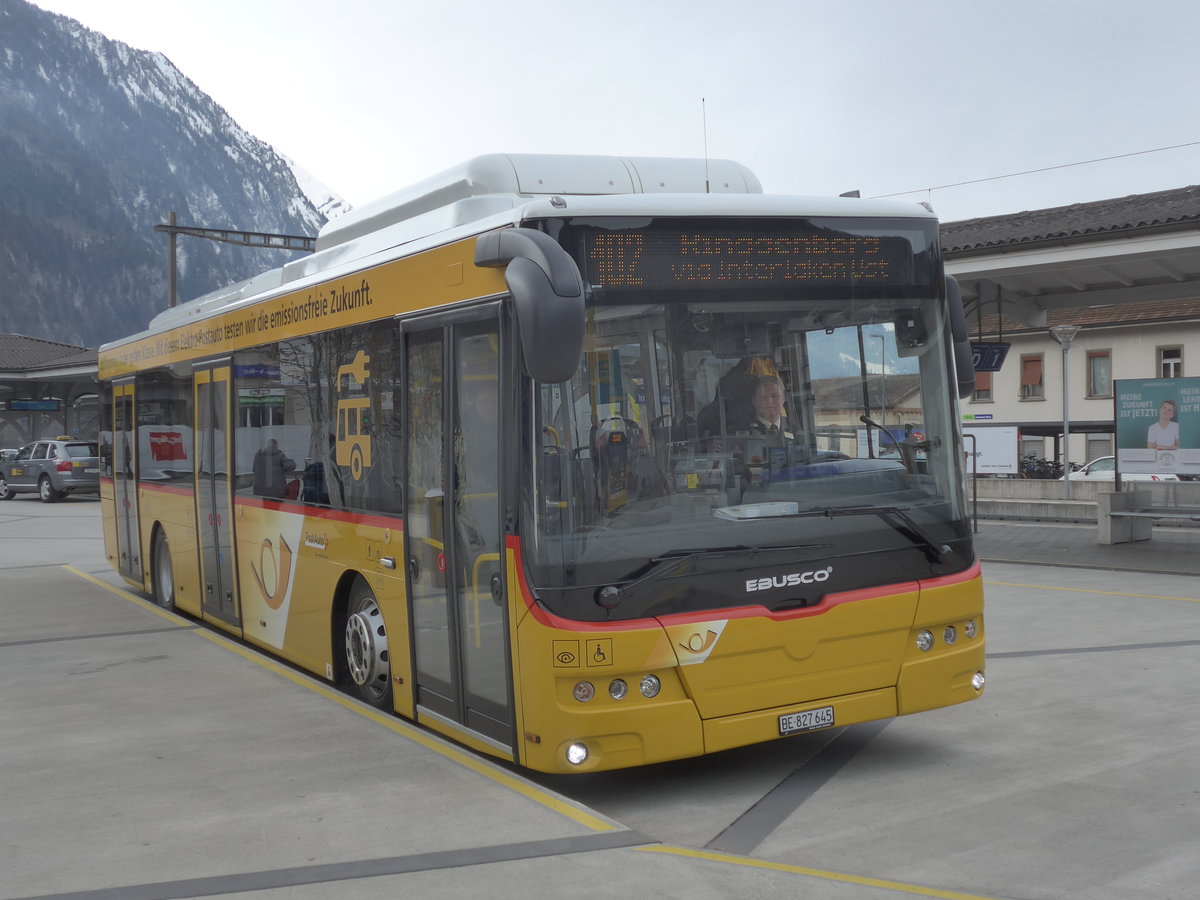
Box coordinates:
[747,375,795,446]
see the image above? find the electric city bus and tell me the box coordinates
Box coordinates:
[98,154,984,773]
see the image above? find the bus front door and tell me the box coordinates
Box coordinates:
[193,363,240,627]
[112,380,141,582]
[404,316,513,752]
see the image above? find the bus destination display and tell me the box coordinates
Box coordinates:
[585,225,916,290]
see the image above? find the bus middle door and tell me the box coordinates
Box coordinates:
[194,363,240,627]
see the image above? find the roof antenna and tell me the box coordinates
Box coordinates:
[702,97,711,194]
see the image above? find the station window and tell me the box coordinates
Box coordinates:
[1086,434,1112,463]
[971,371,992,402]
[1019,354,1044,400]
[1158,346,1183,378]
[1086,350,1112,398]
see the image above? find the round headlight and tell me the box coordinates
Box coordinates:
[608,678,628,700]
[566,743,589,765]
[572,681,595,702]
[943,625,958,645]
[639,674,661,698]
[972,671,986,691]
[916,630,934,652]
[964,619,978,639]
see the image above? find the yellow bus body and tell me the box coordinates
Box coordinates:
[509,545,983,774]
[97,165,984,774]
[106,470,983,775]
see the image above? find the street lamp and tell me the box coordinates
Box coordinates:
[1049,324,1081,499]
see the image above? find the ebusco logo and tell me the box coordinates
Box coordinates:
[745,566,833,592]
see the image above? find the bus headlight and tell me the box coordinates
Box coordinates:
[964,619,978,639]
[942,625,958,645]
[566,743,589,765]
[639,674,661,698]
[608,679,628,700]
[916,630,934,652]
[972,671,986,691]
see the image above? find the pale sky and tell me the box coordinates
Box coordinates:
[26,0,1200,223]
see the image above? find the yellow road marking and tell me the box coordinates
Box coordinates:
[62,565,618,834]
[985,579,1200,603]
[65,567,191,624]
[640,845,1006,900]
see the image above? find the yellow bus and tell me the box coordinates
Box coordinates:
[99,154,984,773]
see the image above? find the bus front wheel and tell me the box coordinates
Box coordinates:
[343,577,392,709]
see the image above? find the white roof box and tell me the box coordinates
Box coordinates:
[316,153,761,251]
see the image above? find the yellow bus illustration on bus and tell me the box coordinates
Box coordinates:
[336,351,371,481]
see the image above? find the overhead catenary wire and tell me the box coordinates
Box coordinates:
[872,139,1200,200]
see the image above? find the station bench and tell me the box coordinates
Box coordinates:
[1098,490,1200,544]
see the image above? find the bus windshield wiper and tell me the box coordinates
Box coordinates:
[811,504,952,563]
[716,502,951,563]
[596,543,825,610]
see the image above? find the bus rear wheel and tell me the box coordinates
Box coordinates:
[343,577,392,709]
[152,529,176,610]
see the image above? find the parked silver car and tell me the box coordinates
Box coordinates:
[1065,455,1180,482]
[0,438,101,502]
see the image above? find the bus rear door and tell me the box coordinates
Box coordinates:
[112,380,141,582]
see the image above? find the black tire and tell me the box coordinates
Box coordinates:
[152,529,176,610]
[342,576,392,709]
[0,475,13,501]
[38,476,62,503]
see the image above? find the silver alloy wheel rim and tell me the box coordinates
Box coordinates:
[346,595,388,696]
[39,478,52,501]
[0,477,8,499]
[156,537,174,608]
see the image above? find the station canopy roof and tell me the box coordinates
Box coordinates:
[943,184,1200,329]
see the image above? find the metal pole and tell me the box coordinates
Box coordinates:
[1049,324,1080,501]
[167,211,177,309]
[964,432,978,533]
[1062,341,1071,500]
[874,334,887,425]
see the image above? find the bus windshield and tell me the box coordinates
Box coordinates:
[527,217,970,622]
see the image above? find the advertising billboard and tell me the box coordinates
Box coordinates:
[1115,377,1200,477]
[963,426,1020,475]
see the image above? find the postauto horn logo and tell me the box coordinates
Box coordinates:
[745,566,833,592]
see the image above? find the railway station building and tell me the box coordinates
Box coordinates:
[947,184,1200,468]
[0,334,99,449]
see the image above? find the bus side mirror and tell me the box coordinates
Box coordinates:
[476,227,585,383]
[946,276,976,400]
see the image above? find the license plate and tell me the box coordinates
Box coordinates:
[779,706,835,735]
[85,467,98,474]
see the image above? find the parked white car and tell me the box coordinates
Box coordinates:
[1065,456,1179,482]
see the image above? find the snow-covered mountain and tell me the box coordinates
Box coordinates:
[283,155,351,222]
[0,0,345,347]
